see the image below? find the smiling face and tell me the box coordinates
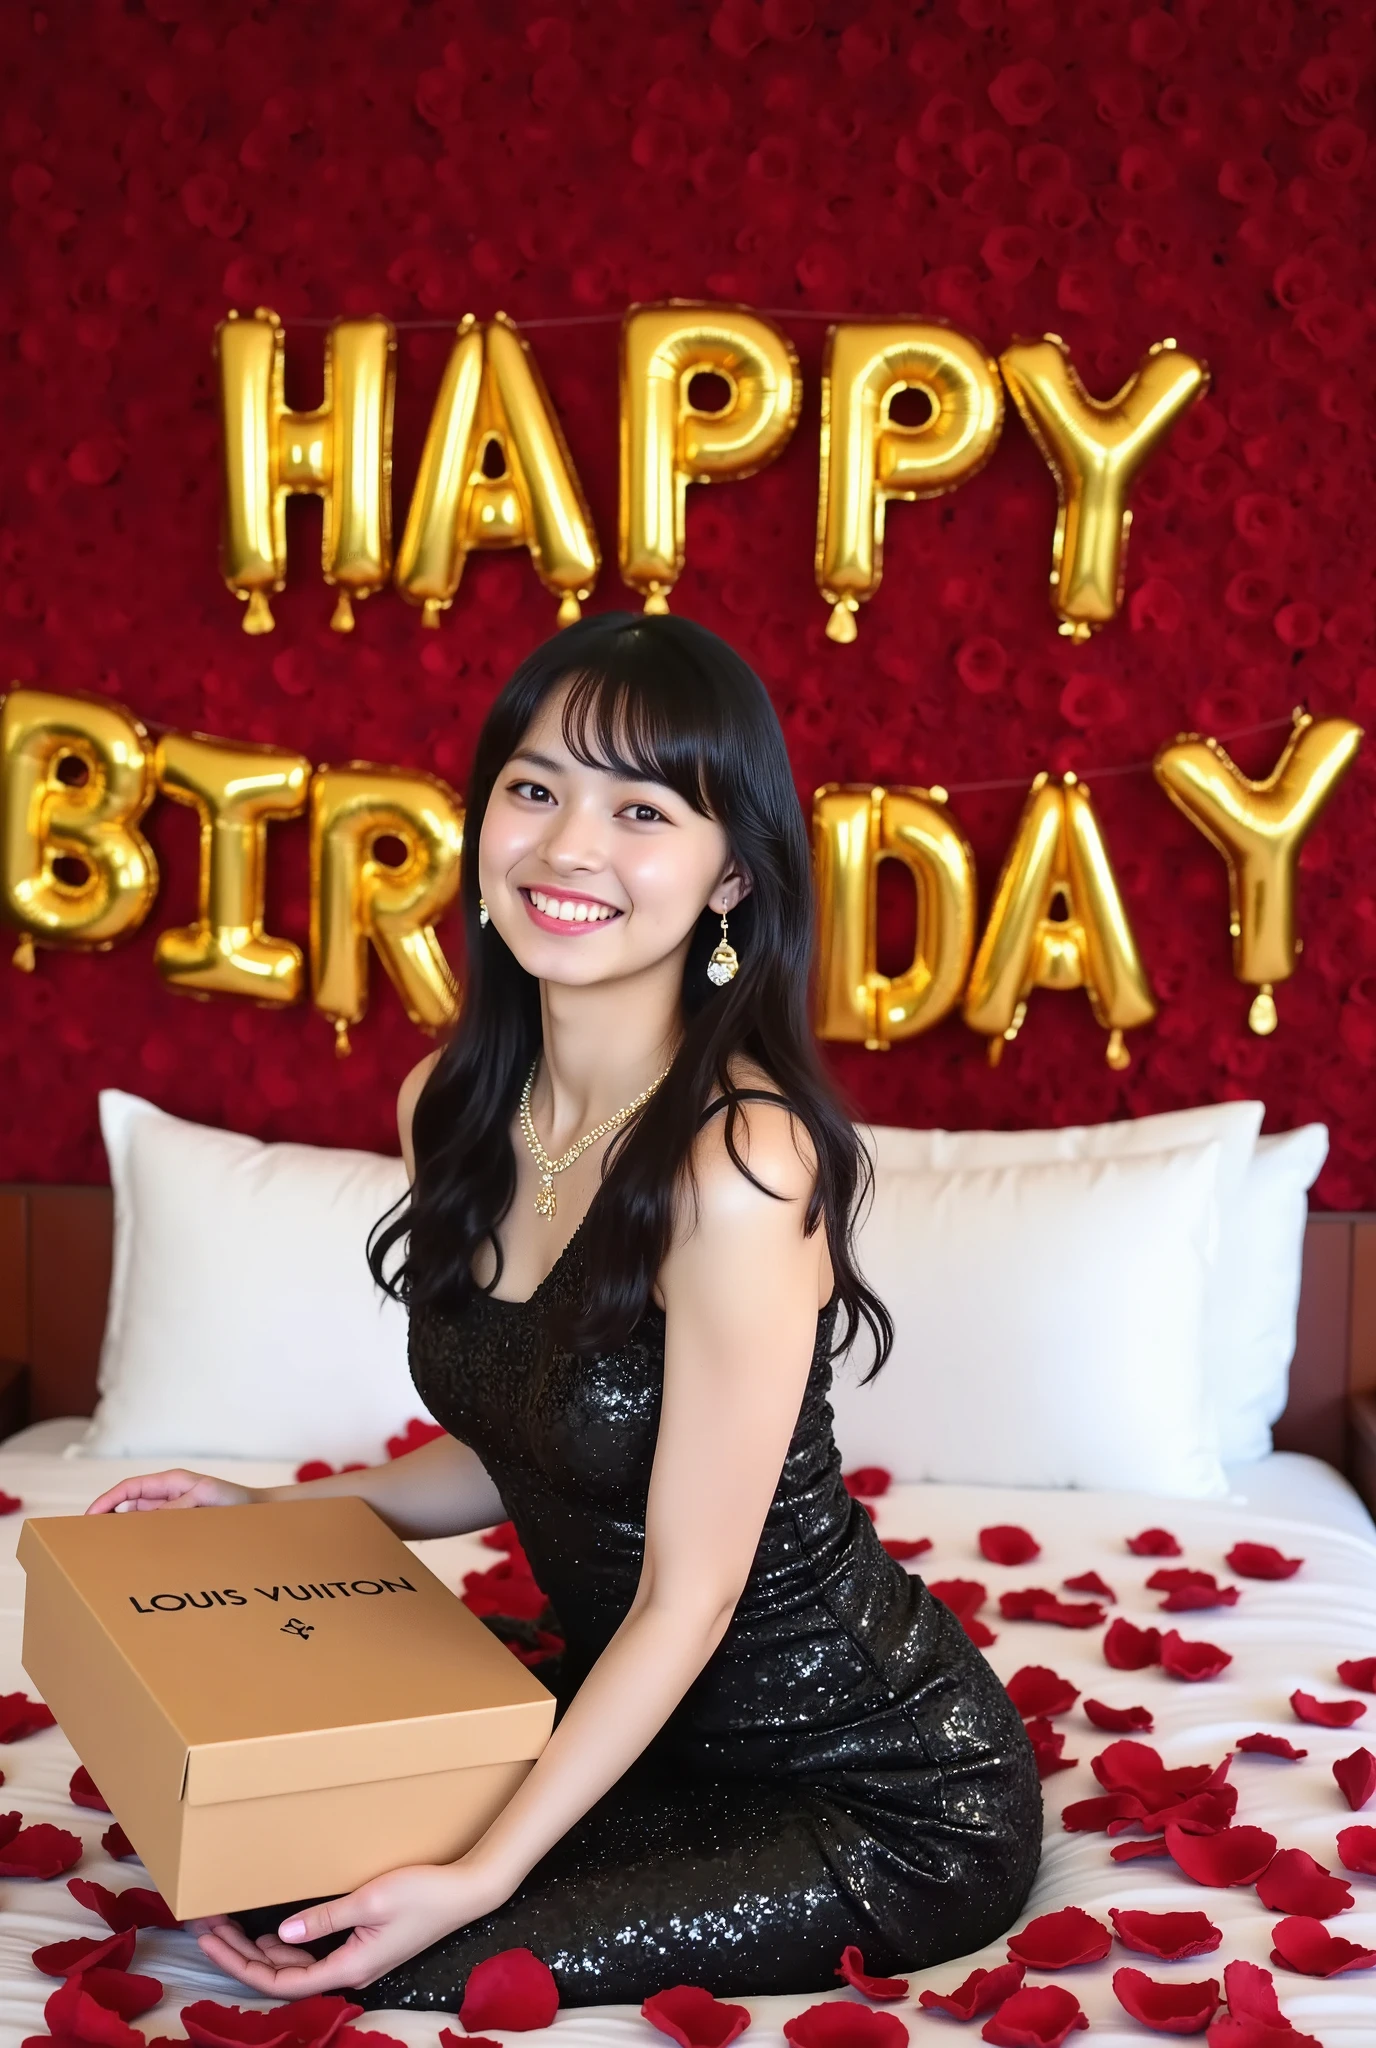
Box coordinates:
[477,680,747,989]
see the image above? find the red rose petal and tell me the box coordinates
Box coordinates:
[980,1525,1041,1566]
[642,1985,752,2047]
[1127,1529,1181,1557]
[0,1822,84,1878]
[1063,1792,1147,1833]
[294,1460,336,1483]
[999,1587,1055,1620]
[1333,1747,1376,1811]
[1006,1906,1111,1969]
[0,1691,58,1741]
[78,1967,164,2020]
[1006,1666,1079,1719]
[1159,1630,1232,1682]
[1063,1572,1115,1601]
[0,1489,22,1513]
[1025,1718,1077,1778]
[440,2033,502,2048]
[1336,1824,1376,1875]
[67,1880,180,1931]
[1227,1543,1302,1580]
[881,1539,932,1562]
[835,1948,908,2001]
[1108,1908,1222,1959]
[918,1960,1025,2021]
[42,1976,147,2048]
[182,1998,355,2048]
[1092,1738,1172,1801]
[1144,1569,1207,1593]
[101,1823,136,1861]
[1256,1847,1353,1918]
[1222,1960,1282,2024]
[842,1467,891,1498]
[1104,1619,1162,1669]
[929,1579,987,1620]
[1166,1823,1277,1886]
[1161,1584,1241,1614]
[1235,1733,1307,1760]
[783,2006,908,2048]
[1148,1787,1238,1837]
[1111,1835,1170,1860]
[1165,1757,1230,1798]
[480,1521,522,1553]
[1338,1657,1376,1692]
[32,1931,138,1978]
[385,1418,446,1460]
[1112,1965,1220,2033]
[1269,1913,1376,1975]
[69,1768,110,1814]
[1291,1688,1366,1727]
[1029,1598,1106,1630]
[459,1948,560,2032]
[979,1985,1087,2048]
[338,2030,407,2048]
[964,1615,998,1648]
[1085,1699,1154,1733]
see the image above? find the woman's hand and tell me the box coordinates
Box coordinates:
[84,1470,262,1515]
[188,1858,505,1996]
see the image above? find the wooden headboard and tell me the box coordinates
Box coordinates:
[2,1183,1375,1484]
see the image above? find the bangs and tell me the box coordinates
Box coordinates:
[557,658,714,818]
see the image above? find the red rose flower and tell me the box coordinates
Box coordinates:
[988,62,1058,127]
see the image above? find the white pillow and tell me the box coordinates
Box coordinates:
[82,1091,429,1463]
[832,1141,1228,1496]
[1208,1124,1329,1464]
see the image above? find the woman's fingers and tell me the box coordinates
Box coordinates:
[85,1472,194,1515]
[194,1925,371,1995]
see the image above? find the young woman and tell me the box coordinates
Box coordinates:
[87,613,1040,2009]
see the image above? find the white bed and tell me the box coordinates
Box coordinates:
[1,1422,1372,2046]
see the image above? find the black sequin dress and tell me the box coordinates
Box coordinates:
[335,1176,1042,2010]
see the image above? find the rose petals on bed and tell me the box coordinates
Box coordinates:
[1103,1619,1162,1669]
[1268,1915,1376,1976]
[1111,1835,1170,1860]
[1336,1824,1376,1874]
[32,1931,139,1978]
[1061,1571,1115,1601]
[1227,1544,1302,1580]
[1159,1631,1232,1682]
[1151,1788,1239,1837]
[385,1418,447,1460]
[338,2028,407,2048]
[998,1588,1052,1620]
[182,1994,362,2048]
[1006,1667,1080,1719]
[1084,1700,1154,1733]
[980,1526,1041,1566]
[833,1949,908,2001]
[1127,1529,1182,1557]
[0,1821,83,1878]
[1063,1792,1147,1833]
[642,1985,753,2046]
[929,1579,996,1644]
[1145,1570,1241,1613]
[1108,1908,1222,1959]
[978,1985,1088,2048]
[782,2004,908,2048]
[74,1967,164,2020]
[34,1973,148,2048]
[1255,1847,1354,1918]
[440,2032,501,2048]
[1234,1734,1307,1760]
[1332,1747,1376,1810]
[1337,1656,1376,1692]
[1111,1965,1220,2034]
[99,1823,135,1861]
[67,1880,180,1931]
[842,1468,891,1499]
[458,1948,560,2032]
[0,1691,58,1741]
[881,1538,933,1562]
[1031,1599,1107,1631]
[1165,1823,1277,1887]
[67,1769,109,1813]
[0,1489,22,1514]
[917,1960,1025,2021]
[1290,1688,1367,1728]
[1006,1907,1112,1969]
[1025,1718,1077,1778]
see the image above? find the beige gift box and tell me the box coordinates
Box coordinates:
[18,1496,555,1919]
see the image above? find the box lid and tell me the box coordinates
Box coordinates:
[18,1497,554,1806]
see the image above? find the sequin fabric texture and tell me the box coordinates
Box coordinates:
[328,1220,1043,2011]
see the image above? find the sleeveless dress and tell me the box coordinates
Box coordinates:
[336,1098,1043,2011]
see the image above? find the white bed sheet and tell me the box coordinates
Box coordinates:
[0,1431,1371,2046]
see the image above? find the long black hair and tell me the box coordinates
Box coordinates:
[368,610,891,1374]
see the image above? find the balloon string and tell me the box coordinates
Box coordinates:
[937,716,1300,797]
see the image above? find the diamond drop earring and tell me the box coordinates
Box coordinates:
[478,898,490,928]
[707,907,739,986]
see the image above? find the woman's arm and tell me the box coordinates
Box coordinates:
[225,1099,830,1993]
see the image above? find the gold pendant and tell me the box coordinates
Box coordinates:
[535,1173,557,1220]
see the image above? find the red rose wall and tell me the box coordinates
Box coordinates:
[2,0,1374,1203]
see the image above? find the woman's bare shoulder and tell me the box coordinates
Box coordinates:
[397,1049,444,1178]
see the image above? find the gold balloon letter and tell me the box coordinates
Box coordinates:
[154,732,311,1006]
[813,783,976,1048]
[1154,711,1362,1035]
[311,766,464,1053]
[998,334,1208,640]
[620,301,800,612]
[964,773,1156,1068]
[1,688,158,971]
[216,308,396,634]
[395,313,600,630]
[817,323,1004,644]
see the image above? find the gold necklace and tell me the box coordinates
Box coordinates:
[519,1059,672,1220]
